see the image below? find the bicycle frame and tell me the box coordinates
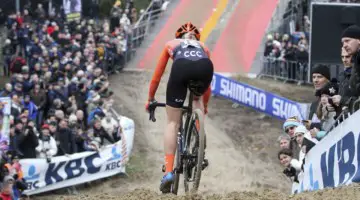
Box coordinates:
[175,92,194,173]
[148,91,202,194]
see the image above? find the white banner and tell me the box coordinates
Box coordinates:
[63,0,82,21]
[21,115,135,195]
[63,0,82,15]
[0,97,11,115]
[293,110,360,194]
[0,97,11,138]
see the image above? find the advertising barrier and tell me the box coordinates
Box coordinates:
[20,115,135,195]
[210,73,310,120]
[0,97,11,138]
[63,0,82,21]
[293,110,360,194]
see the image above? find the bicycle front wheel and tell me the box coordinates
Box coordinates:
[183,109,205,193]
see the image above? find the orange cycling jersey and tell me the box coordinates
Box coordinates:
[148,39,212,109]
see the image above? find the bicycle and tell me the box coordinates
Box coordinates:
[148,81,209,195]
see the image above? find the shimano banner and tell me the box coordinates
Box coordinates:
[21,115,135,195]
[210,73,309,120]
[293,111,360,194]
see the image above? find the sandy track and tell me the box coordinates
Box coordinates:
[36,70,360,200]
[105,69,289,195]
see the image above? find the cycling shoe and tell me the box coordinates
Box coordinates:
[159,172,174,193]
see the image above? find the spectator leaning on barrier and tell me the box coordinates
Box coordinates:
[294,125,307,163]
[341,25,360,110]
[294,125,318,163]
[333,47,354,115]
[277,134,291,149]
[36,124,57,162]
[282,117,301,159]
[308,122,327,142]
[278,148,301,183]
[308,65,331,122]
[315,78,340,131]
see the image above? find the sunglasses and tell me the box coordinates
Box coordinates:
[285,126,296,133]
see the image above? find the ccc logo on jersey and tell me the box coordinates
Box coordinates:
[177,50,203,58]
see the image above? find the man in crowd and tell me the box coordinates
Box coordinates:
[308,65,331,122]
[340,25,360,111]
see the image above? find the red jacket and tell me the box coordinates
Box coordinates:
[16,16,23,27]
[10,57,26,74]
[0,193,12,200]
[47,26,55,35]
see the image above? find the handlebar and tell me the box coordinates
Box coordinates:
[148,102,166,122]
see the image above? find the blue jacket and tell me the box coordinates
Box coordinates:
[87,107,105,125]
[22,101,38,121]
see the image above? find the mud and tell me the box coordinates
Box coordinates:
[47,183,360,200]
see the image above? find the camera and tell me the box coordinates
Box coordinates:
[283,167,296,177]
[328,97,334,105]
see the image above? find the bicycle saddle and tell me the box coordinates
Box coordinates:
[188,80,204,96]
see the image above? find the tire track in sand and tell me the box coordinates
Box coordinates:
[102,0,288,196]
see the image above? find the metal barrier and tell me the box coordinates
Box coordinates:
[259,57,310,85]
[127,1,169,62]
[326,107,351,133]
[352,97,360,114]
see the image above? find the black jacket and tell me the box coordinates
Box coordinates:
[56,128,77,155]
[338,68,353,109]
[93,127,115,145]
[17,127,39,159]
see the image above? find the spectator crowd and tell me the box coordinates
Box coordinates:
[0,0,147,198]
[262,0,360,83]
[276,23,360,189]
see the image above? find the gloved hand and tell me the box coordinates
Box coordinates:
[145,99,157,113]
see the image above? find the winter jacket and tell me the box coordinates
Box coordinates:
[21,100,38,121]
[338,68,353,109]
[36,136,58,158]
[18,127,39,159]
[92,126,115,145]
[10,57,26,74]
[30,90,47,110]
[55,128,77,155]
[0,193,12,200]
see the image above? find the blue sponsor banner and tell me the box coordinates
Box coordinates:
[210,73,309,120]
[293,110,360,194]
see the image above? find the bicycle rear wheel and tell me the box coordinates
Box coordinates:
[183,109,205,193]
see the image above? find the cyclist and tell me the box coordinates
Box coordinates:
[145,22,214,193]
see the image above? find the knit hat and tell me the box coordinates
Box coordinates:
[311,64,331,81]
[295,125,307,136]
[42,124,50,130]
[315,78,339,97]
[341,25,360,40]
[282,116,301,131]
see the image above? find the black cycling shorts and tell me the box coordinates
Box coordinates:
[166,58,214,108]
